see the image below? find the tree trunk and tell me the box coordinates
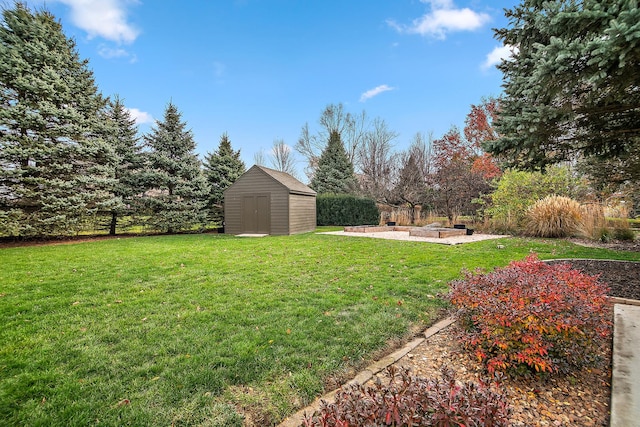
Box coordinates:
[109,212,117,236]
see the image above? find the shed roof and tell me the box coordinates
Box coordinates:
[228,165,317,196]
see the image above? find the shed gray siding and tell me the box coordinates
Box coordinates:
[288,194,316,234]
[224,165,316,235]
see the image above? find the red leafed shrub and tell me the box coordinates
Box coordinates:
[448,255,612,375]
[301,365,510,427]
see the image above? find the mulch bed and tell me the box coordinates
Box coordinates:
[382,252,640,427]
[391,323,611,426]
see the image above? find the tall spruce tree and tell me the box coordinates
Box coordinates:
[143,102,209,233]
[105,96,145,235]
[202,132,245,223]
[0,3,117,237]
[487,0,640,182]
[310,130,358,194]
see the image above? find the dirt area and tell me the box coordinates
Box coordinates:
[548,258,640,301]
[567,236,640,253]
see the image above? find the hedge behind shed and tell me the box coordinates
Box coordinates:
[316,194,379,226]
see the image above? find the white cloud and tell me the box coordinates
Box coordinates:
[482,44,518,70]
[389,0,490,40]
[56,0,140,44]
[359,85,395,102]
[125,107,153,125]
[423,0,454,9]
[97,44,137,62]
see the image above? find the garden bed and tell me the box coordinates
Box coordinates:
[408,227,467,238]
[379,258,640,427]
[343,225,467,238]
[391,322,611,426]
[291,257,640,427]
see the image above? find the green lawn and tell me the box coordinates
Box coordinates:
[1,230,637,426]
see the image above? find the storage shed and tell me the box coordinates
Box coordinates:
[224,165,317,235]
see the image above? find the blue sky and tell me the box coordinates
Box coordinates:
[24,0,518,177]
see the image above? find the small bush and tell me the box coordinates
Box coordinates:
[316,194,379,226]
[614,227,636,241]
[301,365,509,427]
[449,255,612,376]
[597,227,613,242]
[612,219,636,241]
[525,195,584,238]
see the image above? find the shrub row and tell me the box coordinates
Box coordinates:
[316,194,379,226]
[301,366,510,427]
[449,255,612,375]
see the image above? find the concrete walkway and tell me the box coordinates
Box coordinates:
[611,304,640,427]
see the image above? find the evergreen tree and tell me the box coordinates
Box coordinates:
[0,4,117,237]
[310,130,358,194]
[142,102,209,233]
[202,132,245,223]
[105,96,145,235]
[487,0,640,182]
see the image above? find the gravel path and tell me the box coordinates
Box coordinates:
[318,230,509,245]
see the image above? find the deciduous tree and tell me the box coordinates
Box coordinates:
[357,118,399,203]
[427,127,491,223]
[392,132,433,217]
[465,97,502,180]
[269,139,298,178]
[296,103,367,181]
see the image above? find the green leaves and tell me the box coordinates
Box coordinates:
[490,0,640,179]
[0,4,116,237]
[142,102,210,233]
[310,131,358,195]
[202,132,245,222]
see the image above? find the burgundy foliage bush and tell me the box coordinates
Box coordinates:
[448,255,612,375]
[301,365,510,427]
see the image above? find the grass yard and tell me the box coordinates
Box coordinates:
[1,230,638,426]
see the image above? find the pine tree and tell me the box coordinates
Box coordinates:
[202,132,245,223]
[105,96,145,235]
[487,0,640,181]
[310,130,358,195]
[0,4,117,237]
[142,102,209,233]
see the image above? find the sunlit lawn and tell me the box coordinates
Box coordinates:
[1,230,637,425]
